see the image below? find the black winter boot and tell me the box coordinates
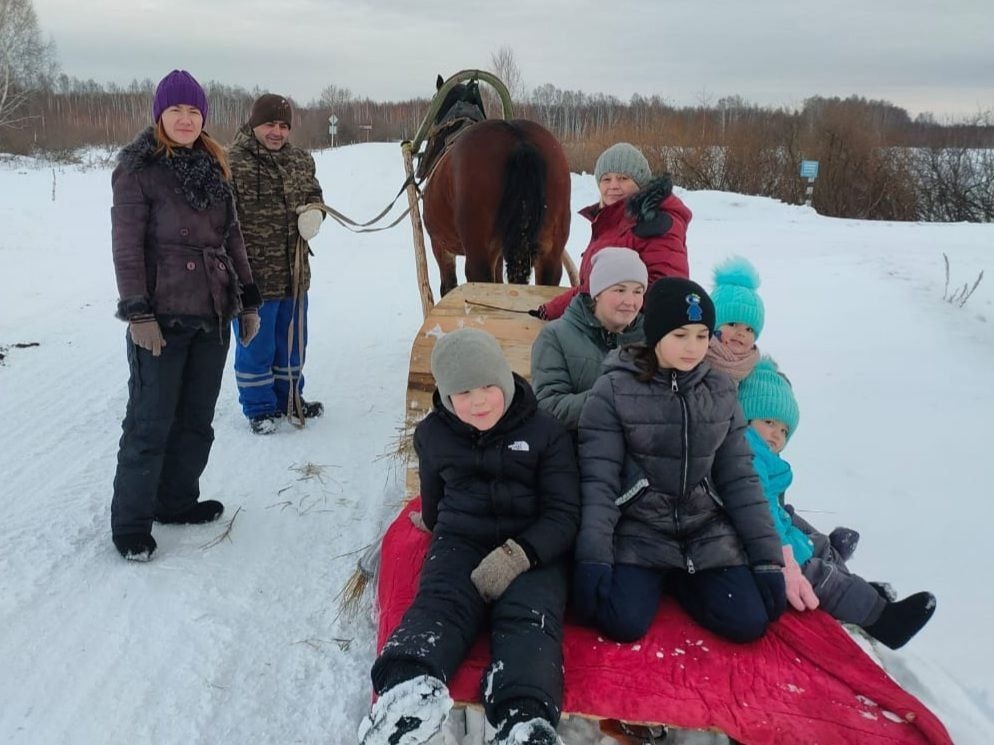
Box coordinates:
[864,591,936,649]
[300,399,324,418]
[829,527,860,562]
[249,413,280,434]
[155,500,224,525]
[357,674,451,745]
[113,532,157,561]
[493,698,557,745]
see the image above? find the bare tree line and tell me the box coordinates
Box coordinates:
[2,0,993,222]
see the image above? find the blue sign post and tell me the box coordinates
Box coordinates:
[799,160,819,206]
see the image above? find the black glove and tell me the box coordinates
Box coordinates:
[572,562,612,621]
[527,306,547,320]
[753,564,787,621]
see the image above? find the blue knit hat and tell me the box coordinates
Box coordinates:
[152,70,209,123]
[738,356,799,439]
[711,256,765,339]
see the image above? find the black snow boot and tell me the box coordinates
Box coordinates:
[250,413,280,435]
[357,674,451,745]
[300,399,324,418]
[155,500,224,525]
[113,532,157,561]
[829,526,860,562]
[864,591,936,650]
[494,698,559,745]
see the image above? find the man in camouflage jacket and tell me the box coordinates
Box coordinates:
[227,94,325,434]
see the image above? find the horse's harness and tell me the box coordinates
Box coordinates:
[414,100,486,181]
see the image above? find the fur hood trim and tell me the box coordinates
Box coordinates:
[626,174,674,223]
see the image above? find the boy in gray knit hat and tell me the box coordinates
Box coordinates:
[361,328,580,745]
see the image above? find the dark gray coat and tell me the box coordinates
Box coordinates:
[111,128,257,324]
[531,294,644,431]
[576,347,782,572]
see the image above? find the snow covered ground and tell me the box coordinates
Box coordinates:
[1,142,992,744]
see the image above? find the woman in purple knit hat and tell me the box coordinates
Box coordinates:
[109,69,262,561]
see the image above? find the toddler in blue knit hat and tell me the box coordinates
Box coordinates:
[706,256,765,383]
[739,357,936,650]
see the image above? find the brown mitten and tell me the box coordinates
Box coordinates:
[129,315,166,356]
[239,310,261,347]
[470,539,531,602]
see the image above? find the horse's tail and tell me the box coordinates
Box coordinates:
[494,124,547,284]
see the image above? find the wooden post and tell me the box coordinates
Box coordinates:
[401,141,434,318]
[562,251,579,287]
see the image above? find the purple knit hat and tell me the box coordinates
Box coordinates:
[152,70,209,123]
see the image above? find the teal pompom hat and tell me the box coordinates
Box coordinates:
[711,256,765,339]
[738,356,799,439]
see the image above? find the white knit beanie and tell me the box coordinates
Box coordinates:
[430,328,515,415]
[589,247,648,297]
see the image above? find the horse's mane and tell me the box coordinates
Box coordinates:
[434,78,486,125]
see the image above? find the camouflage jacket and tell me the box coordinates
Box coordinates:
[227,127,323,299]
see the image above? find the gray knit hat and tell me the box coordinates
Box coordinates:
[589,247,648,297]
[594,143,652,188]
[430,328,515,415]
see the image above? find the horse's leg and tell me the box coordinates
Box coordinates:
[435,249,458,296]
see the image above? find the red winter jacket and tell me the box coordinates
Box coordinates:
[541,176,691,320]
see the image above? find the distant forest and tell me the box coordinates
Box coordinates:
[3,0,993,222]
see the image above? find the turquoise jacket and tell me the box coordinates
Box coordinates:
[744,428,814,565]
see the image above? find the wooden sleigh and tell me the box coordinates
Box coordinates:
[372,283,953,745]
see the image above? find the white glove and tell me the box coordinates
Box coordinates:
[297,208,322,241]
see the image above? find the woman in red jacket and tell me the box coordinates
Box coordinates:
[538,143,691,321]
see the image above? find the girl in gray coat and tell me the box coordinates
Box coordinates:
[575,278,787,643]
[110,70,261,561]
[531,247,647,433]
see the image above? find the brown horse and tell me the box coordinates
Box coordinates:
[421,76,571,297]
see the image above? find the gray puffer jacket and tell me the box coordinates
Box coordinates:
[531,294,644,431]
[576,346,782,573]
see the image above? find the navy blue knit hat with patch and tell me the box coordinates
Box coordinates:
[642,277,716,349]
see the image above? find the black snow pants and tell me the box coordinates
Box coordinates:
[371,531,569,726]
[111,322,229,536]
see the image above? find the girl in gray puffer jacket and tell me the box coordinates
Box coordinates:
[575,277,786,643]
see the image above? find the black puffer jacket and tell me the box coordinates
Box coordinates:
[576,347,782,572]
[414,374,580,565]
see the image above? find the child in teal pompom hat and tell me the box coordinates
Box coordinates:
[739,357,936,650]
[706,256,764,383]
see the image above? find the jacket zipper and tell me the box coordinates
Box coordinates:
[672,372,695,574]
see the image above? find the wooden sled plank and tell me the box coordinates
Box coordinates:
[403,282,562,498]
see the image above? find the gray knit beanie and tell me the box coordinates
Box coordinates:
[430,328,515,415]
[589,247,648,297]
[594,143,652,188]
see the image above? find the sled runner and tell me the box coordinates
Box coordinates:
[382,282,951,745]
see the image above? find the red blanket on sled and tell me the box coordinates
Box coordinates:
[376,498,951,745]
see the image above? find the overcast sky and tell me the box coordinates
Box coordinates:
[32,0,994,120]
